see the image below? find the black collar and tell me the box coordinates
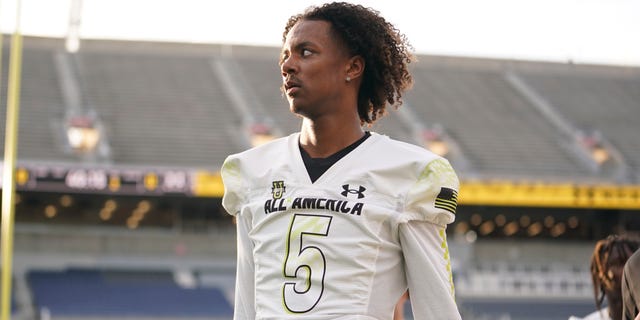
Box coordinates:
[299,132,371,183]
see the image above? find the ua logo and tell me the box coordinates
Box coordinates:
[341,184,366,199]
[271,181,286,199]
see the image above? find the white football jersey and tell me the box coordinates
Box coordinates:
[222,132,461,320]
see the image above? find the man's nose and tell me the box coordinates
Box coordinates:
[281,56,297,76]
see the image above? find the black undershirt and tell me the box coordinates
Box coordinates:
[299,132,371,183]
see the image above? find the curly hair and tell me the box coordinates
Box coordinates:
[282,2,414,124]
[590,234,640,320]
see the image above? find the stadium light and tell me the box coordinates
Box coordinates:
[527,222,543,237]
[44,205,57,218]
[464,230,478,243]
[427,140,449,157]
[479,221,495,236]
[66,115,100,153]
[579,131,610,165]
[567,216,579,229]
[421,128,449,157]
[591,146,610,165]
[59,195,73,207]
[543,216,555,228]
[99,199,117,221]
[126,217,139,229]
[550,222,566,237]
[99,208,113,221]
[249,122,276,147]
[454,221,469,235]
[470,213,482,227]
[519,215,531,228]
[503,221,519,236]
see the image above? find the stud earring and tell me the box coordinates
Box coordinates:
[346,76,351,82]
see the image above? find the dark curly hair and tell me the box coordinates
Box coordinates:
[590,234,640,320]
[282,2,414,124]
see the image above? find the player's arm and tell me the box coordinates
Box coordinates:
[400,158,461,319]
[232,213,256,320]
[221,156,256,320]
[400,221,459,319]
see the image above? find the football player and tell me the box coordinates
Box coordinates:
[222,2,461,319]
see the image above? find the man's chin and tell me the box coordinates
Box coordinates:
[289,104,305,116]
[290,103,322,120]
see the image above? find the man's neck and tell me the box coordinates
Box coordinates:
[299,116,364,158]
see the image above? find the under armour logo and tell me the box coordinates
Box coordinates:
[341,184,366,199]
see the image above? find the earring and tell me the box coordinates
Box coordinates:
[346,76,351,82]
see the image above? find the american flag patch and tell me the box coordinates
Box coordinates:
[435,187,458,214]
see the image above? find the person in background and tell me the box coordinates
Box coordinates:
[622,248,640,320]
[570,235,640,320]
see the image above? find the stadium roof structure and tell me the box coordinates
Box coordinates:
[0,36,639,209]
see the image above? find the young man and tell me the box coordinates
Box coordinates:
[570,235,640,320]
[221,2,461,319]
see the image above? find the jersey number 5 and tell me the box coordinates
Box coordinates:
[282,214,333,313]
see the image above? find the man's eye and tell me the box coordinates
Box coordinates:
[302,49,312,56]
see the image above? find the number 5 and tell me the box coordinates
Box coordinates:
[282,214,332,313]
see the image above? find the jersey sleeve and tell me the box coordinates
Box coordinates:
[232,212,256,320]
[400,220,461,319]
[221,155,256,319]
[221,155,245,216]
[402,158,459,226]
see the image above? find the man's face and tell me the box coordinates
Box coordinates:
[280,19,351,119]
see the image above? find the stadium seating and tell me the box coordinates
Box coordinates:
[0,40,75,163]
[27,268,233,319]
[230,55,295,134]
[407,64,597,180]
[459,299,595,320]
[75,45,244,168]
[521,70,640,182]
[4,37,639,183]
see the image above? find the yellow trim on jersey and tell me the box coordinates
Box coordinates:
[439,228,455,298]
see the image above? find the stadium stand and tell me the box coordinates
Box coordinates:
[27,268,233,319]
[74,43,244,168]
[0,39,74,163]
[229,54,294,134]
[520,68,640,183]
[0,36,639,320]
[5,37,638,181]
[454,240,593,298]
[407,61,599,180]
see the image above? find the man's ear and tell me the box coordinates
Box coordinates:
[346,55,365,81]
